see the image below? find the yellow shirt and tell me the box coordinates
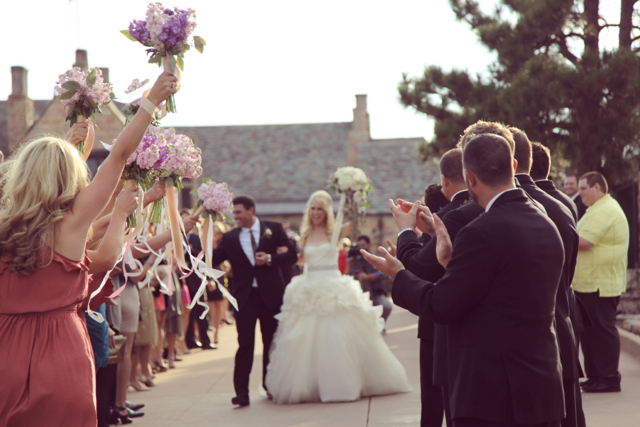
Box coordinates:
[572,194,629,296]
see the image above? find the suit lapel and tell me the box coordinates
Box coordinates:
[236,227,253,265]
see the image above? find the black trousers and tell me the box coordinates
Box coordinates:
[233,288,279,398]
[575,291,621,385]
[185,284,211,346]
[96,364,117,427]
[454,419,561,427]
[371,292,393,323]
[420,338,444,427]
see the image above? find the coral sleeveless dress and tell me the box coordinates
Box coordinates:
[0,251,96,427]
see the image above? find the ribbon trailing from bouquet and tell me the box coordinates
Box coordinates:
[123,180,147,243]
[165,186,188,270]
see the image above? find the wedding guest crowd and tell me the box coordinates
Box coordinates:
[363,120,631,427]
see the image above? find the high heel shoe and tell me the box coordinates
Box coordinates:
[152,359,168,373]
[129,380,151,391]
[139,375,156,387]
[111,406,133,424]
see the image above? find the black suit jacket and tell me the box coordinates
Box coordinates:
[396,190,473,340]
[573,193,587,220]
[516,174,580,380]
[393,189,565,424]
[536,179,578,222]
[211,220,297,311]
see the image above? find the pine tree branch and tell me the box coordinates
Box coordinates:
[551,33,579,65]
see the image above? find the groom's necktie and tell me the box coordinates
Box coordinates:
[249,229,258,256]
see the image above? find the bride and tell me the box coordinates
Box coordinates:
[265,190,411,403]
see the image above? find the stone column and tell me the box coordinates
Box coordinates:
[7,66,34,153]
[348,94,371,166]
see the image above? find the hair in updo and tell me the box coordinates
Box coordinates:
[0,136,89,275]
[299,190,335,249]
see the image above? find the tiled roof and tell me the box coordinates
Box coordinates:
[0,100,51,157]
[173,123,439,214]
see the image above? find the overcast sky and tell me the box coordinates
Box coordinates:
[1,1,622,139]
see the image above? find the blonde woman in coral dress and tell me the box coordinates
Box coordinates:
[265,190,411,403]
[0,73,176,427]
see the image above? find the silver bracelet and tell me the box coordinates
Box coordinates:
[140,96,158,116]
[397,227,415,238]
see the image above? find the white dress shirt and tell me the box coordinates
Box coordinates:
[240,217,261,287]
[485,188,519,213]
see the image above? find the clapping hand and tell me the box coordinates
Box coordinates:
[386,239,397,257]
[397,198,436,237]
[115,184,139,217]
[360,247,405,279]
[434,214,452,268]
[144,179,166,206]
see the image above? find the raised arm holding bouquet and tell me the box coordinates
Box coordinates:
[329,166,372,236]
[55,67,114,155]
[123,3,206,114]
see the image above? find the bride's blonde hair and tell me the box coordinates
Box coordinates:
[299,190,335,249]
[0,136,89,275]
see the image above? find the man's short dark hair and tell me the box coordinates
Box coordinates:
[357,235,370,244]
[530,142,551,181]
[439,148,464,184]
[580,172,608,194]
[458,120,515,154]
[463,134,514,187]
[233,195,256,211]
[424,183,449,213]
[508,127,532,174]
[565,172,579,182]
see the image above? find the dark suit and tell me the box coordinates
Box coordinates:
[394,189,565,426]
[211,219,297,398]
[536,179,579,223]
[396,190,481,427]
[516,174,583,427]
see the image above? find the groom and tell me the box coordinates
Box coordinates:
[211,195,297,407]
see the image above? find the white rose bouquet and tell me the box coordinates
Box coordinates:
[329,166,372,233]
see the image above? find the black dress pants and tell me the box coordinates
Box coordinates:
[454,419,561,427]
[96,364,117,427]
[185,284,211,347]
[420,338,444,427]
[575,291,621,385]
[233,288,279,398]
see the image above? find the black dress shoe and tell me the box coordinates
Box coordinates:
[125,401,145,411]
[201,343,218,350]
[579,378,597,387]
[126,407,145,418]
[186,340,202,350]
[581,381,621,393]
[231,395,250,407]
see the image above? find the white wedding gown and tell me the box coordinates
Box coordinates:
[265,204,411,403]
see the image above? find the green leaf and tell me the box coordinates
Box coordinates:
[60,89,77,100]
[61,81,81,91]
[86,68,97,87]
[148,54,162,65]
[190,188,199,195]
[121,29,137,41]
[87,98,97,109]
[176,55,184,71]
[203,211,210,219]
[193,36,206,53]
[202,177,211,183]
[166,176,175,187]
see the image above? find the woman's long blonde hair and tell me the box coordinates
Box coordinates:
[299,190,335,249]
[0,136,89,275]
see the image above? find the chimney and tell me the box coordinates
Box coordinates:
[7,66,34,153]
[99,67,109,83]
[347,94,371,166]
[73,49,88,71]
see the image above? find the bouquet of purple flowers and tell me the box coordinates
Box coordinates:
[54,67,114,153]
[193,179,233,221]
[122,3,206,114]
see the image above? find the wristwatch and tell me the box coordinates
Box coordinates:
[267,254,272,266]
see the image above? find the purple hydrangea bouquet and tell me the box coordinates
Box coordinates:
[54,67,114,153]
[122,3,206,114]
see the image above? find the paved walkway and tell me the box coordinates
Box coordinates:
[125,307,640,427]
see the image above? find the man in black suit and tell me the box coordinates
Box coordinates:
[394,148,474,427]
[564,173,587,220]
[210,196,297,407]
[366,134,565,427]
[530,143,578,222]
[510,129,583,427]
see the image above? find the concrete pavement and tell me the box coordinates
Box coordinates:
[124,307,640,427]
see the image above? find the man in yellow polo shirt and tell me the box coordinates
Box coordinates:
[572,172,629,393]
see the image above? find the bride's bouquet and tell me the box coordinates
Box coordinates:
[329,166,372,233]
[54,67,114,153]
[122,2,206,114]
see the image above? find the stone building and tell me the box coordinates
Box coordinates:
[0,50,440,248]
